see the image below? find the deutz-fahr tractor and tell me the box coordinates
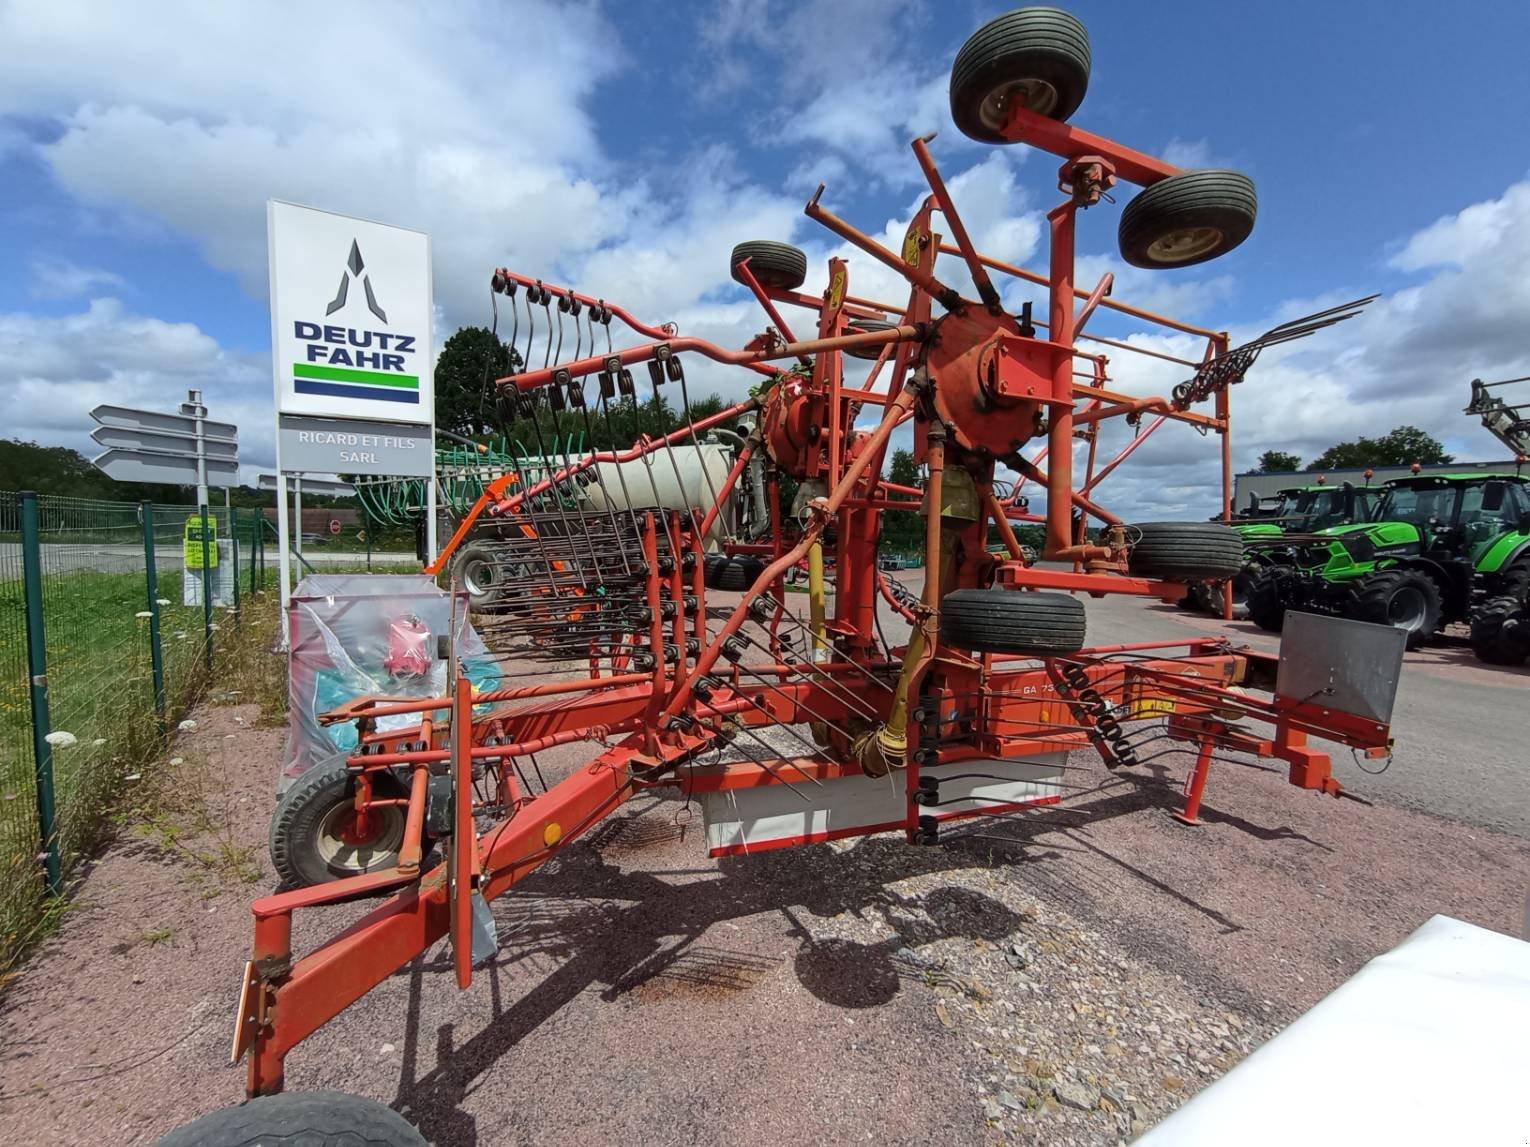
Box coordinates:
[1183,481,1380,615]
[1244,472,1530,661]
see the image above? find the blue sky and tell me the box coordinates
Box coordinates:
[2,1,1529,517]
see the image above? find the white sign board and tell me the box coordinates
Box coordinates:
[267,201,434,422]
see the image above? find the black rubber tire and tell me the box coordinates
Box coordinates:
[270,761,416,890]
[1118,170,1258,269]
[1126,522,1244,581]
[712,555,767,592]
[939,588,1086,655]
[451,542,504,607]
[730,241,807,291]
[950,7,1091,142]
[1469,595,1530,666]
[1347,568,1441,649]
[843,318,896,361]
[1245,566,1294,633]
[157,1090,426,1147]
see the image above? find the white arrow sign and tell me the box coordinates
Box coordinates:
[90,425,241,461]
[93,449,240,487]
[257,473,356,496]
[91,403,238,442]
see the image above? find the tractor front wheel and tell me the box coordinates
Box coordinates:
[158,1090,426,1147]
[269,761,414,889]
[939,588,1086,655]
[1347,569,1440,649]
[1245,566,1296,633]
[1469,596,1530,666]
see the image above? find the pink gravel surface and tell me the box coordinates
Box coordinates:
[1,640,1528,1143]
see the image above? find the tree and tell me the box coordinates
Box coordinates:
[1256,449,1302,473]
[1307,425,1454,472]
[434,326,520,437]
[881,448,925,555]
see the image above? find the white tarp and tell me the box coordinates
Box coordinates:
[1139,914,1530,1146]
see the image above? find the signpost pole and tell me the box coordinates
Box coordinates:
[293,476,303,563]
[426,475,438,567]
[200,502,214,670]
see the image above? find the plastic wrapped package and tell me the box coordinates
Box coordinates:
[282,574,500,787]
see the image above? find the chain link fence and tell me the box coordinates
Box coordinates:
[0,492,268,975]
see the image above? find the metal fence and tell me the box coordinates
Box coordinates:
[0,491,267,971]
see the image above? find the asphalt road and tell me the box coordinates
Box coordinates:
[0,542,417,575]
[1071,590,1530,839]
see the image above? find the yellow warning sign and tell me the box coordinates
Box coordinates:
[183,514,219,569]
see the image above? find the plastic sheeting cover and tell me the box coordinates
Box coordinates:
[282,573,499,784]
[1138,914,1530,1146]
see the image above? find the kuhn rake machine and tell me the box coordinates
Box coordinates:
[191,9,1400,1137]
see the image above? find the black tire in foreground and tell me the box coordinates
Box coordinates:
[450,542,504,607]
[950,6,1092,142]
[1347,568,1441,649]
[1469,595,1530,666]
[1245,566,1295,633]
[729,241,808,291]
[939,588,1086,655]
[269,761,414,890]
[843,318,896,360]
[157,1090,426,1147]
[1126,522,1244,581]
[1118,170,1258,269]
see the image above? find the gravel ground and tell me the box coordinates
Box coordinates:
[1,588,1528,1145]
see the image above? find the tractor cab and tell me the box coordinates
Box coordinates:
[1371,474,1530,562]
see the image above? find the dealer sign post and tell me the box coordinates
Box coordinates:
[267,201,435,627]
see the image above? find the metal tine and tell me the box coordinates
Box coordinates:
[724,625,883,723]
[750,603,899,694]
[716,725,818,803]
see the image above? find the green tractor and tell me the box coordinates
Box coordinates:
[1183,481,1380,615]
[1244,472,1530,661]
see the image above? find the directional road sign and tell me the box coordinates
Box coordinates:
[257,473,356,496]
[91,404,238,442]
[93,449,240,487]
[89,393,241,494]
[89,425,241,461]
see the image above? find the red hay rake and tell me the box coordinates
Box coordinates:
[227,6,1390,1107]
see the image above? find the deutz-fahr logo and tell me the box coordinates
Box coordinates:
[291,239,418,406]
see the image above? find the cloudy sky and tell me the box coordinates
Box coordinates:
[2,0,1529,519]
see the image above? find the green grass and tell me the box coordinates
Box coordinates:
[0,562,281,986]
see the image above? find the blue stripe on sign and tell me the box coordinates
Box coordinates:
[294,380,420,404]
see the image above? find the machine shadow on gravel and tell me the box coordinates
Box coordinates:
[384,761,1322,1143]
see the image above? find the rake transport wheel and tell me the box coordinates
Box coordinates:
[711,554,767,591]
[157,1090,426,1147]
[1245,566,1296,633]
[1469,595,1530,666]
[1118,170,1258,269]
[450,541,504,608]
[1125,522,1244,581]
[940,588,1086,655]
[844,318,896,360]
[730,241,808,291]
[950,6,1092,142]
[270,761,415,889]
[1347,568,1441,649]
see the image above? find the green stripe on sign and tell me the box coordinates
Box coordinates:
[293,362,419,389]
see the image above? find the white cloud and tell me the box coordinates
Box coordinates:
[29,258,127,298]
[0,297,272,473]
[3,1,1527,530]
